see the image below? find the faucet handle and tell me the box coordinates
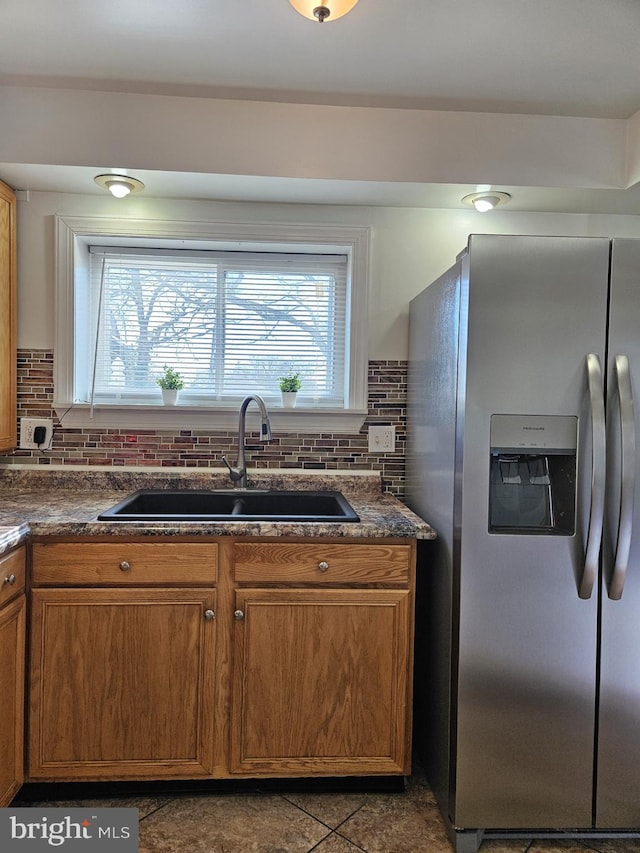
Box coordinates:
[221,456,244,482]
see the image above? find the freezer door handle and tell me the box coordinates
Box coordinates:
[608,354,635,600]
[581,353,606,599]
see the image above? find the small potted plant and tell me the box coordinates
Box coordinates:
[156,365,184,406]
[278,371,302,408]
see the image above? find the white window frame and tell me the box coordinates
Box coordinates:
[55,215,370,433]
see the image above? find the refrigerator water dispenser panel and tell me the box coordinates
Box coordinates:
[489,414,577,535]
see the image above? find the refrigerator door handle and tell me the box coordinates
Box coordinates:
[580,353,606,599]
[608,354,635,600]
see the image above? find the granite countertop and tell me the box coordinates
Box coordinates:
[0,467,435,545]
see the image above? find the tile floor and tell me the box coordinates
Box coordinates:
[12,766,640,853]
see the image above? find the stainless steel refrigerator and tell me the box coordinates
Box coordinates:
[407,234,640,852]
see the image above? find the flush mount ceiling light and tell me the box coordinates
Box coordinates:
[462,191,512,213]
[94,174,145,199]
[289,0,360,23]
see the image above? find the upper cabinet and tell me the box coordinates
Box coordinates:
[0,181,16,452]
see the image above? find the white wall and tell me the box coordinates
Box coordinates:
[16,191,640,360]
[0,87,629,189]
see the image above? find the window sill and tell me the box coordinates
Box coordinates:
[53,404,369,435]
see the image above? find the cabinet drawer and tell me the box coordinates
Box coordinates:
[0,546,25,605]
[32,542,217,585]
[233,542,411,584]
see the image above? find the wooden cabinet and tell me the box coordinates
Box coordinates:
[233,541,411,584]
[0,546,26,806]
[0,180,16,452]
[229,541,414,777]
[28,536,415,782]
[29,542,218,780]
[32,541,218,585]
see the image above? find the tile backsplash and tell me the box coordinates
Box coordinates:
[9,351,407,495]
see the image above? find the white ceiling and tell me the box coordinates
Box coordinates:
[1,0,640,212]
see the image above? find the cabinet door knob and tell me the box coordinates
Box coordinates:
[119,561,131,571]
[204,609,215,621]
[318,561,329,572]
[234,609,245,621]
[3,573,16,585]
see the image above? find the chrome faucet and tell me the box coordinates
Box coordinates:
[222,394,273,489]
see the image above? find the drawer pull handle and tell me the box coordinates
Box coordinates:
[234,609,245,621]
[3,573,16,585]
[204,609,215,621]
[318,561,329,572]
[119,561,131,572]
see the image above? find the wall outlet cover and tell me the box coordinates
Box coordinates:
[19,417,54,450]
[368,425,396,453]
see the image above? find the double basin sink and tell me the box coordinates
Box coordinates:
[98,489,360,523]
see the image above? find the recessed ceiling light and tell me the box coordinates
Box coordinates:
[94,174,145,198]
[462,191,512,212]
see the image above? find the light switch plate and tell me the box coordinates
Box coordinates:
[368,425,396,453]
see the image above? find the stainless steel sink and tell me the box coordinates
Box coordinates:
[97,490,360,522]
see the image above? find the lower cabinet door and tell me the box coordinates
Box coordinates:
[230,588,411,776]
[29,588,216,780]
[0,595,25,805]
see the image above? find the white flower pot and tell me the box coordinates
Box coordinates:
[162,388,179,406]
[281,391,297,409]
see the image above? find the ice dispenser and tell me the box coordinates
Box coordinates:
[489,414,577,535]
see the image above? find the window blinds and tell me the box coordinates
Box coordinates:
[85,248,348,406]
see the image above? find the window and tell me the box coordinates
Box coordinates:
[86,248,347,407]
[55,216,370,432]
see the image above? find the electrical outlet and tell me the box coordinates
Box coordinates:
[368,425,396,453]
[19,417,54,450]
